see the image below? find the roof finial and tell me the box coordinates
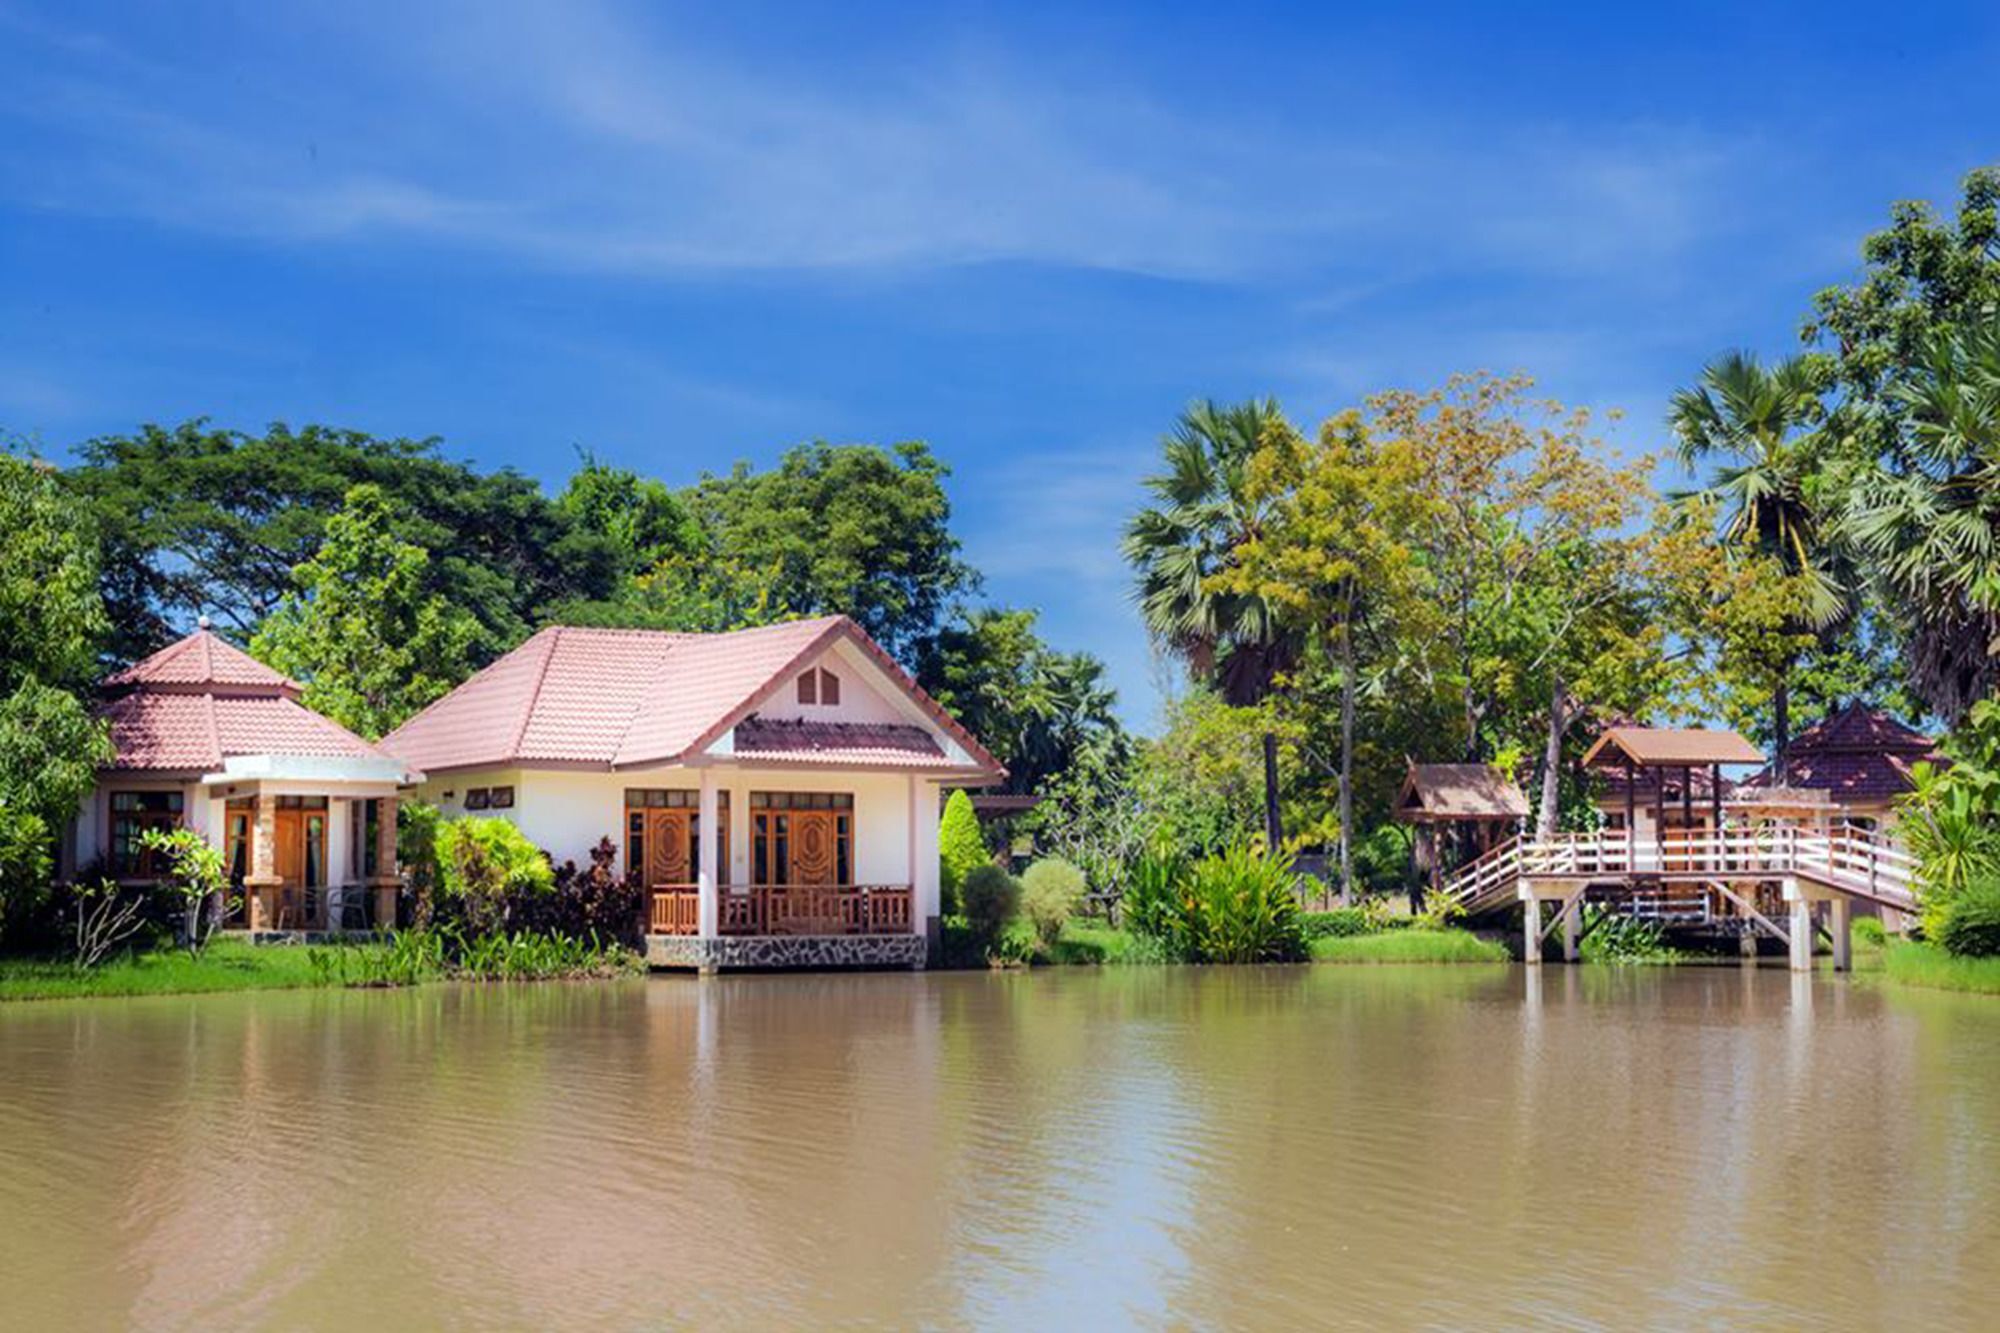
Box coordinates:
[196,614,212,631]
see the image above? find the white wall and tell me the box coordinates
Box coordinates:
[752,639,926,727]
[451,764,928,889]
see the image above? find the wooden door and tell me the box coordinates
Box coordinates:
[644,809,691,886]
[790,811,839,886]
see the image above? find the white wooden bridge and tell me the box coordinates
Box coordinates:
[1440,823,1920,971]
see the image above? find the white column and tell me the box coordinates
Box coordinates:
[1787,881,1813,973]
[1830,898,1852,973]
[729,775,751,889]
[1561,898,1580,963]
[697,769,720,938]
[327,798,351,919]
[1521,887,1541,965]
[912,778,941,934]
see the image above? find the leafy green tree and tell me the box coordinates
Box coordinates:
[684,441,975,662]
[1218,408,1425,897]
[938,789,989,913]
[1124,399,1302,849]
[251,485,480,739]
[67,421,620,664]
[0,449,112,928]
[558,452,706,578]
[916,607,1127,795]
[1805,165,2000,409]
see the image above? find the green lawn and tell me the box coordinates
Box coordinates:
[1880,940,2000,996]
[1309,928,1510,964]
[0,939,386,1002]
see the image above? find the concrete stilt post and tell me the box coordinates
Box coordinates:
[1830,898,1852,973]
[1561,898,1580,963]
[1787,882,1813,973]
[1522,893,1542,965]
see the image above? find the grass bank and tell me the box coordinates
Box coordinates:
[1308,928,1510,965]
[1880,940,2000,995]
[0,939,388,1002]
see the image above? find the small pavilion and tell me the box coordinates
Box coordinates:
[1581,726,1764,850]
[1394,762,1531,894]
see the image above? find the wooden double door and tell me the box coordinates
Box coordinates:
[635,808,729,887]
[272,804,329,928]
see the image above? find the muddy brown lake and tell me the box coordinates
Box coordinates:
[2,965,1996,1329]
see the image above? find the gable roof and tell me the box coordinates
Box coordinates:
[1395,763,1530,821]
[104,629,300,695]
[98,628,406,776]
[1737,703,1943,804]
[378,616,1004,778]
[1582,726,1764,769]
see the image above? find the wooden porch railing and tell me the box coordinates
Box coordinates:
[649,885,916,937]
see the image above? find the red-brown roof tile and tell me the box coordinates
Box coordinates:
[104,629,300,694]
[380,616,1003,778]
[1737,704,1944,803]
[733,718,952,768]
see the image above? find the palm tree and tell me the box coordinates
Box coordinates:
[1845,316,2000,722]
[1123,398,1299,849]
[1669,351,1841,767]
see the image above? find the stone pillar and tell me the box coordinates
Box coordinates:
[912,777,942,956]
[1521,889,1542,965]
[244,790,280,931]
[1787,881,1813,973]
[369,797,400,931]
[1561,899,1580,963]
[696,770,719,940]
[1830,898,1852,973]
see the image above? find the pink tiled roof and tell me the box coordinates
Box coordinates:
[380,617,1004,778]
[104,630,300,694]
[99,628,401,772]
[733,718,952,768]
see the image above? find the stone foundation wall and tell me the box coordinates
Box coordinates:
[645,933,929,972]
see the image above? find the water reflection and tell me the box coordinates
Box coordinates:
[1,966,1996,1329]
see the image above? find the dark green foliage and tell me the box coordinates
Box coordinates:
[1127,844,1306,963]
[66,421,621,664]
[684,441,974,662]
[1119,844,1188,940]
[1938,879,2000,958]
[958,864,1021,946]
[1577,908,1682,965]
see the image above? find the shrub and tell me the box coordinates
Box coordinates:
[1938,879,2000,958]
[939,790,989,915]
[398,799,442,929]
[1301,907,1371,939]
[1853,914,1888,947]
[138,826,235,955]
[959,863,1020,947]
[1020,858,1086,950]
[1577,908,1681,964]
[1178,844,1307,964]
[1121,844,1188,941]
[537,837,644,943]
[435,817,554,935]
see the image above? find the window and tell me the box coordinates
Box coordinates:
[795,667,840,707]
[463,786,514,811]
[748,791,853,810]
[225,801,253,883]
[111,790,184,877]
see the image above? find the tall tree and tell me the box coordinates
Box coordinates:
[1669,351,1843,765]
[0,448,112,920]
[684,441,975,664]
[1123,399,1301,850]
[67,421,619,664]
[250,485,480,739]
[1218,409,1423,898]
[1842,316,2000,722]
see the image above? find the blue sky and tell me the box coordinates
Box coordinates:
[4,1,1996,728]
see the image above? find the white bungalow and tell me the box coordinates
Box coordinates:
[377,616,1005,969]
[72,623,416,933]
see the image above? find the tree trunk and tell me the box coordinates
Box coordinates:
[1337,616,1357,906]
[1261,731,1283,854]
[1773,678,1791,780]
[1537,674,1566,839]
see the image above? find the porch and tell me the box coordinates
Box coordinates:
[648,883,915,936]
